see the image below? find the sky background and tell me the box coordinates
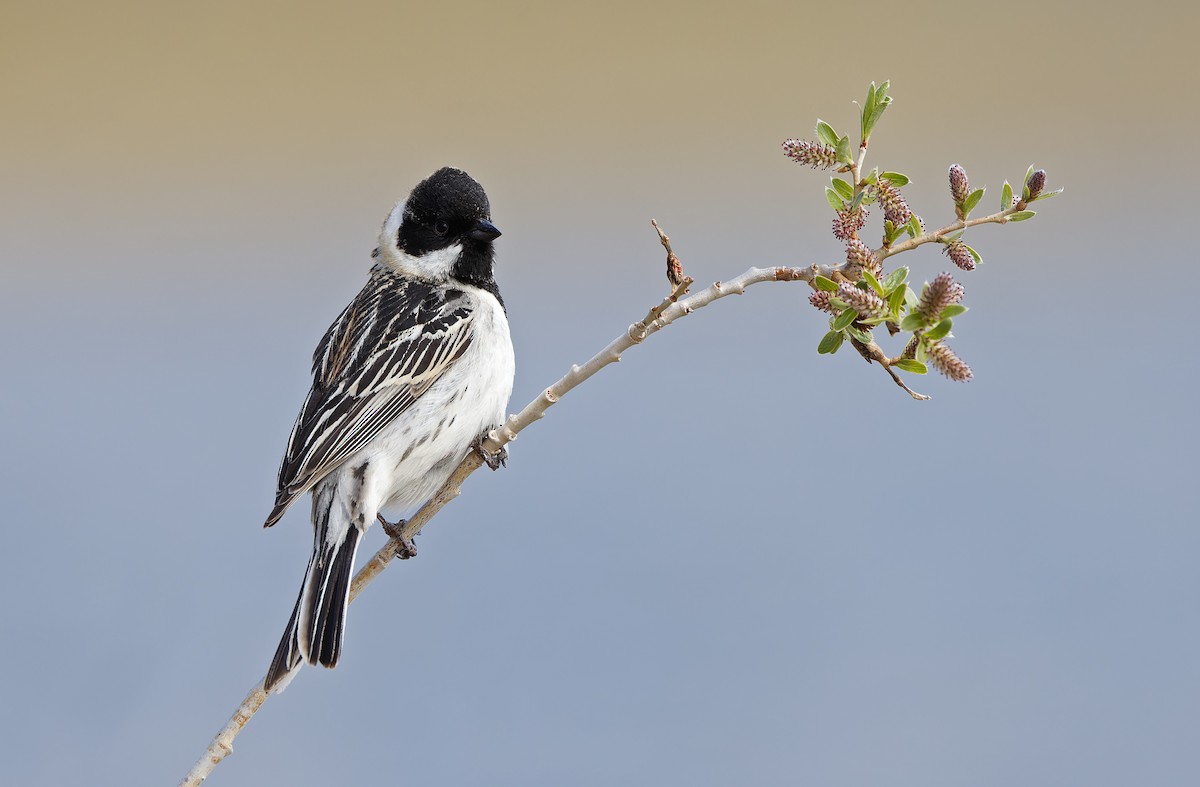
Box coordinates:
[2,1,1198,785]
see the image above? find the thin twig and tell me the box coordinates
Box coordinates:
[652,218,686,287]
[848,335,931,401]
[882,364,930,400]
[877,204,1023,260]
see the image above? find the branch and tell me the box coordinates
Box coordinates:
[185,81,1056,784]
[848,336,931,401]
[179,683,267,787]
[179,250,832,786]
[877,204,1023,261]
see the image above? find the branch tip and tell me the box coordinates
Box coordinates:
[884,365,930,400]
[651,218,687,288]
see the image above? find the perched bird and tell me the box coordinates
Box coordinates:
[263,167,515,692]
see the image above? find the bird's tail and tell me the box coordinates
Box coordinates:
[265,487,364,693]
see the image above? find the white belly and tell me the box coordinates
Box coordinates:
[361,287,514,518]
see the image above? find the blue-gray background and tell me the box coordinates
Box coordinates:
[3,2,1197,784]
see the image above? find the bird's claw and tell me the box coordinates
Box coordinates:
[377,513,417,559]
[473,431,508,471]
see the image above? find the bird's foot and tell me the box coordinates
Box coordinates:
[473,430,508,471]
[377,513,417,559]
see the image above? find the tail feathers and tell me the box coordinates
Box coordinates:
[304,526,361,667]
[264,523,363,693]
[265,590,304,692]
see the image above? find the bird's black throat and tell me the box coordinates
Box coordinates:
[451,241,504,310]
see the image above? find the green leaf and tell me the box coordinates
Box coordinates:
[916,340,927,363]
[962,188,984,216]
[900,313,926,332]
[816,120,839,147]
[836,135,852,165]
[863,167,879,185]
[892,359,928,374]
[830,177,854,200]
[826,187,846,212]
[945,230,965,242]
[885,220,905,244]
[887,284,907,315]
[818,330,844,354]
[867,100,891,134]
[845,324,873,344]
[881,266,909,292]
[964,244,982,265]
[1001,181,1013,211]
[828,297,849,311]
[881,171,910,187]
[925,318,952,341]
[813,275,839,292]
[939,304,968,319]
[906,213,922,238]
[1032,187,1064,201]
[862,80,892,139]
[832,308,857,330]
[863,111,878,139]
[904,287,918,311]
[1009,210,1036,222]
[861,83,877,140]
[862,268,884,297]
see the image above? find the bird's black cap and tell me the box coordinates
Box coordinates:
[396,167,503,303]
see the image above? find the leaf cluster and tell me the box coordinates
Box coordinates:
[860,80,892,144]
[815,267,920,362]
[814,119,853,168]
[783,82,1062,393]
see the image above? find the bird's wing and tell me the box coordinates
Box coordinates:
[264,268,474,526]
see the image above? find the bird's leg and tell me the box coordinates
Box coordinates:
[472,429,508,471]
[377,513,417,559]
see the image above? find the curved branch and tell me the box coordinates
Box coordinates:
[178,261,828,786]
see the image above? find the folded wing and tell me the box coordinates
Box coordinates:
[264,268,473,527]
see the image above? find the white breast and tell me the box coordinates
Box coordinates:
[366,285,515,517]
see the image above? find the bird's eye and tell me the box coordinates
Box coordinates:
[433,220,450,237]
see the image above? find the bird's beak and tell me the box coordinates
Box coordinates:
[469,219,502,242]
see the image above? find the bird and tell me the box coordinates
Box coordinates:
[262,167,515,692]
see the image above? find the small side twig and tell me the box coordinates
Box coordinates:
[882,363,930,400]
[652,218,687,287]
[877,204,1024,261]
[848,335,931,401]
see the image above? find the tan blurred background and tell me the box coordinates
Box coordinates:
[6,0,1192,287]
[3,2,1197,786]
